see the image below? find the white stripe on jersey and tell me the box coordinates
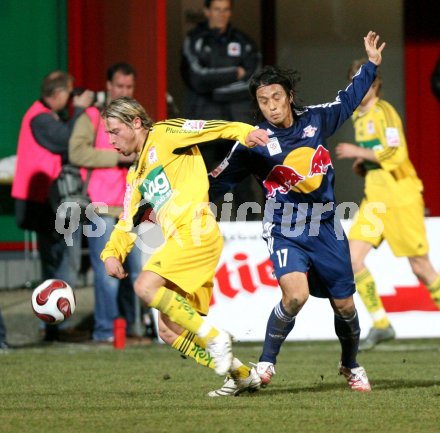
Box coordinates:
[262,221,275,253]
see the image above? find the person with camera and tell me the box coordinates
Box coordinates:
[11,70,94,341]
[68,62,151,345]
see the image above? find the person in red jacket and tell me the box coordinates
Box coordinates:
[12,70,93,341]
[69,63,151,344]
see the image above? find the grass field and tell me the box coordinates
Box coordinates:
[1,339,439,433]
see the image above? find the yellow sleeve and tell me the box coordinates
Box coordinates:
[100,171,140,263]
[153,118,255,150]
[100,227,137,263]
[373,103,408,172]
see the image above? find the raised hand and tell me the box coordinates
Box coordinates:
[364,31,386,66]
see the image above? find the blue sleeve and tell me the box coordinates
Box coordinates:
[208,142,251,201]
[314,61,377,137]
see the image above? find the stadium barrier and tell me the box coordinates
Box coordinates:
[143,218,440,341]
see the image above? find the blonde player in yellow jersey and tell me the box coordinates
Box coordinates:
[100,97,269,395]
[336,59,440,350]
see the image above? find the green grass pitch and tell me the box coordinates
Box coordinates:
[1,339,439,433]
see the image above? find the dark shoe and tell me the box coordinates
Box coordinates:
[43,325,59,342]
[58,327,91,343]
[126,335,153,347]
[0,341,11,353]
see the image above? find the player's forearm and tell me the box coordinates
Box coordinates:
[357,147,378,163]
[100,228,136,264]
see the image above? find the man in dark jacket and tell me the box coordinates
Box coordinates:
[181,0,263,220]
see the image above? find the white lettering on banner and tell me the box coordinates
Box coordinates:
[206,220,440,341]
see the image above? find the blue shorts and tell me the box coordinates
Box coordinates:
[264,218,355,299]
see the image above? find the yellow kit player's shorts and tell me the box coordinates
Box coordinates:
[348,196,429,257]
[143,212,223,315]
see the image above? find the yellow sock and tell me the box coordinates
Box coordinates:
[171,330,215,369]
[150,286,219,340]
[354,268,390,328]
[428,276,440,309]
[229,358,251,379]
[171,330,250,379]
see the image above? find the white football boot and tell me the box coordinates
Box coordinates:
[251,361,276,387]
[207,367,261,397]
[338,363,372,392]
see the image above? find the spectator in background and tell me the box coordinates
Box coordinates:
[0,308,9,352]
[181,0,264,220]
[11,71,93,341]
[69,63,151,344]
[336,58,440,350]
[432,57,440,101]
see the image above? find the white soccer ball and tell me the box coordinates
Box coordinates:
[31,279,76,324]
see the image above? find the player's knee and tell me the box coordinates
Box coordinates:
[333,298,355,317]
[133,277,154,304]
[339,304,356,317]
[283,291,308,314]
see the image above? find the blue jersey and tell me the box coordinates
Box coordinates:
[210,61,377,231]
[209,61,377,298]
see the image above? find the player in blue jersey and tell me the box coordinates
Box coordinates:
[209,31,386,394]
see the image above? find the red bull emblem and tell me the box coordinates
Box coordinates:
[263,145,333,197]
[302,125,318,138]
[309,145,333,177]
[263,165,305,198]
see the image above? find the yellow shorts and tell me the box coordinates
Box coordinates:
[348,197,429,257]
[143,215,223,315]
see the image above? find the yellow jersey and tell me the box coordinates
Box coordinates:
[352,99,423,207]
[101,118,254,263]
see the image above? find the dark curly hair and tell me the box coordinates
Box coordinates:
[249,65,301,122]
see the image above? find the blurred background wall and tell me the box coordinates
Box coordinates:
[0,0,439,249]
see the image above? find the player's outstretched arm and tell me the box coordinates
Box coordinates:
[364,30,386,66]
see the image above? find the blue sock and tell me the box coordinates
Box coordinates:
[259,301,296,364]
[334,310,360,369]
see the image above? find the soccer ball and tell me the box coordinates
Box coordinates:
[31,279,76,324]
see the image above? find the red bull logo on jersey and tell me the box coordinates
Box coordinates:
[302,125,318,138]
[263,145,333,197]
[263,165,306,198]
[309,145,333,177]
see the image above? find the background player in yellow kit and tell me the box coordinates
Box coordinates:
[100,97,269,394]
[336,59,440,350]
